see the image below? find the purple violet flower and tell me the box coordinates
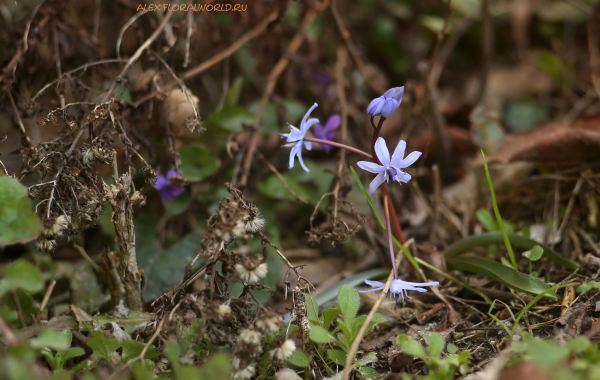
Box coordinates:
[367,86,405,119]
[280,103,319,173]
[314,114,341,154]
[153,169,185,203]
[357,137,421,194]
[359,279,439,304]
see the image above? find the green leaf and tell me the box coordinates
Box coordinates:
[504,100,550,132]
[352,314,387,342]
[86,331,121,361]
[0,176,42,245]
[205,106,254,132]
[54,347,85,369]
[287,349,309,367]
[0,260,43,298]
[248,100,277,134]
[135,215,204,299]
[577,281,600,293]
[304,293,320,325]
[284,100,308,124]
[522,245,544,262]
[396,335,425,358]
[446,343,458,354]
[446,256,558,300]
[534,52,562,81]
[225,76,244,107]
[31,329,71,351]
[323,306,341,330]
[180,146,219,182]
[121,340,160,363]
[70,261,104,313]
[357,366,379,378]
[327,349,347,364]
[309,326,338,344]
[424,332,445,359]
[338,286,360,329]
[476,209,497,232]
[444,232,578,271]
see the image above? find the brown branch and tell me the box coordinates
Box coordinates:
[331,0,385,94]
[103,1,179,102]
[256,151,308,203]
[239,7,320,186]
[133,9,279,107]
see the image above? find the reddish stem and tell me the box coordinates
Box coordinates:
[303,137,373,159]
[370,116,406,245]
[383,196,398,279]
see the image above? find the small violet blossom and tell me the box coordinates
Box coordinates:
[367,86,405,119]
[357,137,421,194]
[314,114,341,154]
[152,169,185,203]
[280,103,319,172]
[359,279,439,304]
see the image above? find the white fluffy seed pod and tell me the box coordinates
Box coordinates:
[235,263,268,284]
[256,314,282,334]
[270,340,296,360]
[239,328,262,345]
[231,365,255,380]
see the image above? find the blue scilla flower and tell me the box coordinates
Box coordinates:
[280,103,319,172]
[359,278,439,304]
[152,169,185,203]
[357,137,421,194]
[367,86,405,119]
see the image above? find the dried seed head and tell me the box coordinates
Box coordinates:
[244,209,264,233]
[239,328,262,345]
[141,165,158,185]
[37,237,57,252]
[235,256,268,284]
[231,365,255,380]
[255,311,282,334]
[43,214,70,237]
[269,339,296,361]
[217,304,232,320]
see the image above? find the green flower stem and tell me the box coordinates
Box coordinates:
[481,150,518,270]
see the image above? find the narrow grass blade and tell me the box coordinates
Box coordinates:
[481,150,518,270]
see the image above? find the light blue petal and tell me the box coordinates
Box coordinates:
[289,143,301,169]
[367,97,384,116]
[383,86,404,102]
[296,147,310,173]
[374,137,390,165]
[302,118,319,135]
[365,279,386,288]
[357,161,384,174]
[390,140,407,166]
[368,171,386,194]
[397,151,422,168]
[358,288,384,293]
[381,98,399,118]
[301,103,319,132]
[393,170,411,183]
[304,140,312,150]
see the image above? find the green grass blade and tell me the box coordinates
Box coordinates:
[446,256,558,300]
[444,232,578,271]
[481,150,518,270]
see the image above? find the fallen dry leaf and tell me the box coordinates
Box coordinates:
[486,115,600,165]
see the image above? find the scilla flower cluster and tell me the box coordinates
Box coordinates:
[280,86,439,303]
